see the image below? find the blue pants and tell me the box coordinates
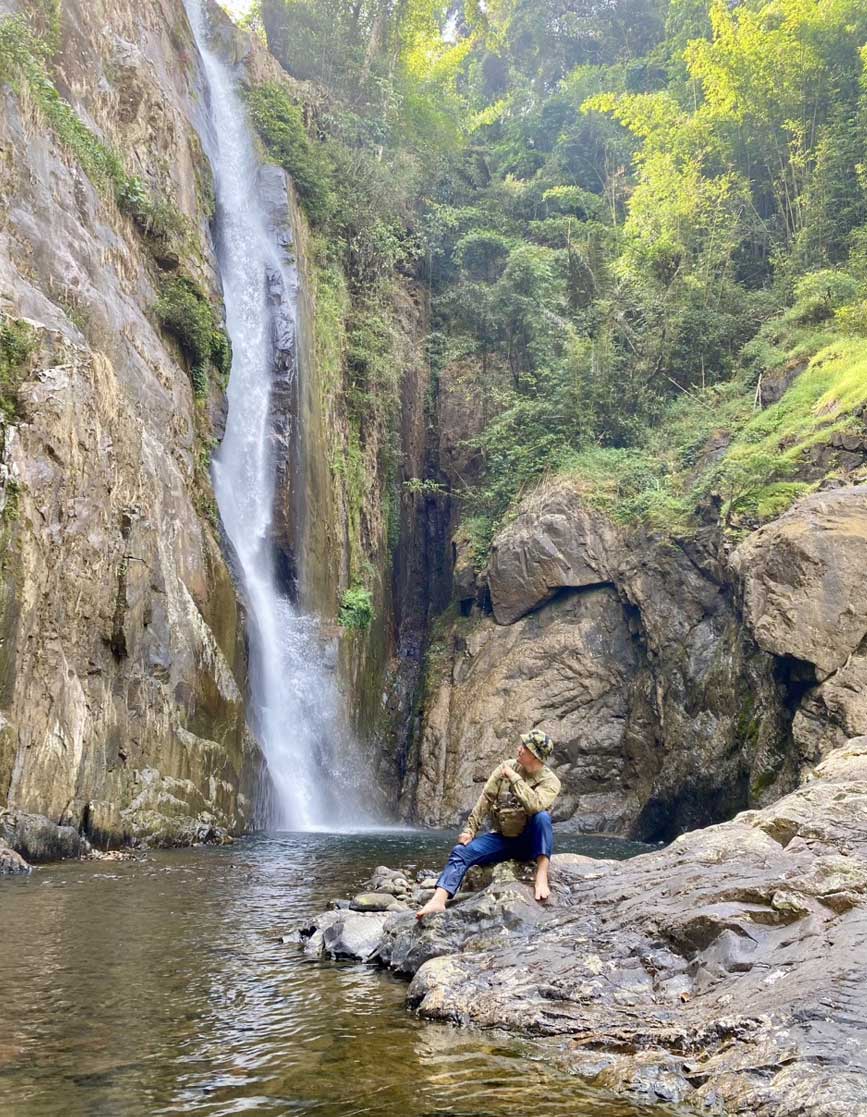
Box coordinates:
[436,811,554,897]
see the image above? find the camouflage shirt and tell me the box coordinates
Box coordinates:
[464,759,561,839]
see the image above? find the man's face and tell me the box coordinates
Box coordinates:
[516,742,541,771]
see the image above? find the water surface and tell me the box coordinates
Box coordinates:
[0,831,683,1117]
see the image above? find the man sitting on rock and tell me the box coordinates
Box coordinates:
[416,730,560,919]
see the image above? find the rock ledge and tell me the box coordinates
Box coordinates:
[295,738,867,1115]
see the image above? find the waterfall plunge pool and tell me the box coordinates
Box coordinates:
[0,830,694,1117]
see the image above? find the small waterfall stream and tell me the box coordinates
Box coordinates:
[184,0,365,830]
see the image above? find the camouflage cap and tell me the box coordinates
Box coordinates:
[520,729,554,763]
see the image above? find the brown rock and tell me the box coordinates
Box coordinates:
[488,486,617,624]
[732,485,867,675]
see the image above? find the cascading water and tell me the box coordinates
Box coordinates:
[184,0,367,830]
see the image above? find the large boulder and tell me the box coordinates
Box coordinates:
[321,913,389,962]
[488,488,617,624]
[732,485,867,676]
[0,809,88,863]
[406,481,793,840]
[733,486,867,767]
[0,840,31,875]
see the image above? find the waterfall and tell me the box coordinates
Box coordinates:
[184,0,366,830]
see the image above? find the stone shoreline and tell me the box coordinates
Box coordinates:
[293,737,867,1116]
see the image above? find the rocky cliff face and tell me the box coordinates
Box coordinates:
[406,438,867,839]
[0,0,269,850]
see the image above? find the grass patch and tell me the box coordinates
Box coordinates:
[331,425,369,583]
[312,244,349,398]
[244,81,335,227]
[707,338,867,522]
[548,335,867,535]
[0,316,37,421]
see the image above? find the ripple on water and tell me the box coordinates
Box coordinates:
[0,831,682,1117]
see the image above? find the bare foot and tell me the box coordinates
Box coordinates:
[534,876,550,902]
[416,887,449,920]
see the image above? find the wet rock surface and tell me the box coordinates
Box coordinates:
[300,739,867,1115]
[0,839,31,875]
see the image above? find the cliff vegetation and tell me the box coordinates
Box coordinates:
[244,0,867,554]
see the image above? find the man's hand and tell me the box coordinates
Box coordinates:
[499,763,518,782]
[457,831,473,845]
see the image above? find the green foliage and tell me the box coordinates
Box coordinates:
[154,278,230,396]
[338,584,375,631]
[0,316,36,421]
[785,270,862,327]
[454,231,511,282]
[262,0,867,551]
[460,514,494,572]
[116,176,189,247]
[403,477,446,496]
[331,426,368,583]
[245,82,335,226]
[346,301,400,420]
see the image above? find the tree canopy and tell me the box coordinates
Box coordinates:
[250,0,867,534]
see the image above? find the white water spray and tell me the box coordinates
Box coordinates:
[184,0,367,830]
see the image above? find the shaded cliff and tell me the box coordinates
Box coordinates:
[404,347,867,841]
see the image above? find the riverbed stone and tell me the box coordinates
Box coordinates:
[303,737,867,1116]
[350,891,402,912]
[0,840,31,875]
[321,912,388,962]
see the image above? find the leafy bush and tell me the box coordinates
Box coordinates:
[454,231,511,282]
[460,514,494,572]
[154,278,230,396]
[245,82,335,226]
[784,270,861,326]
[835,300,867,337]
[338,585,375,631]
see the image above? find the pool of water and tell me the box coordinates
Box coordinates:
[0,830,683,1117]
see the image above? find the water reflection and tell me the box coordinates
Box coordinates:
[0,831,678,1117]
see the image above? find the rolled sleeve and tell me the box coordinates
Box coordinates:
[510,772,560,815]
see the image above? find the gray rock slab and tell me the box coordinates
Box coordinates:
[305,737,867,1116]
